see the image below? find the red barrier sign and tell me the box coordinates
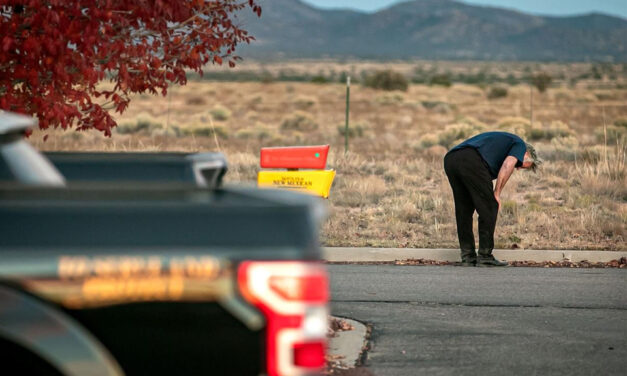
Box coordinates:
[260,145,329,170]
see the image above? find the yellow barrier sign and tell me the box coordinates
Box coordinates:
[257,170,336,198]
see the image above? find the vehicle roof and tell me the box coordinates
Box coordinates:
[0,111,35,136]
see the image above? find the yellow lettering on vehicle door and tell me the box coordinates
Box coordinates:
[42,255,230,308]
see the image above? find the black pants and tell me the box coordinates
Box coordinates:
[443,148,498,255]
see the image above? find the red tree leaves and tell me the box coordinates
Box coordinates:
[0,0,259,136]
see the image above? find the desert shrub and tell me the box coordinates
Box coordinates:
[552,90,573,102]
[285,131,306,144]
[496,116,531,138]
[260,71,274,83]
[235,123,276,141]
[487,86,508,99]
[337,123,367,138]
[553,135,579,148]
[182,125,228,139]
[459,117,488,129]
[595,92,617,101]
[209,105,231,121]
[420,100,444,109]
[501,200,518,217]
[244,110,261,123]
[429,74,452,87]
[542,136,580,161]
[531,72,552,93]
[310,75,328,84]
[364,70,409,91]
[423,145,448,160]
[293,95,317,109]
[280,111,318,132]
[436,104,457,115]
[595,125,626,144]
[152,126,183,138]
[234,129,255,139]
[134,113,161,130]
[247,95,263,106]
[116,113,162,134]
[505,74,520,86]
[116,122,144,134]
[544,121,573,139]
[613,118,627,128]
[276,69,309,82]
[375,93,404,105]
[396,201,424,224]
[421,100,454,114]
[334,175,387,207]
[437,122,486,148]
[496,117,531,129]
[186,96,207,105]
[333,189,363,208]
[417,133,439,148]
[579,145,604,163]
[421,118,488,149]
[511,120,573,141]
[225,152,259,182]
[527,127,545,141]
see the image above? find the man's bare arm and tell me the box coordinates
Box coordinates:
[493,156,518,210]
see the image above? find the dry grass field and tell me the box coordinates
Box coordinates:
[32,61,627,251]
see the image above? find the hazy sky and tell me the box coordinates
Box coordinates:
[300,0,627,18]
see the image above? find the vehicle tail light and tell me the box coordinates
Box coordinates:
[238,261,329,376]
[293,341,326,368]
[269,274,329,302]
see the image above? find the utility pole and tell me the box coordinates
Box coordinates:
[344,76,351,155]
[529,84,533,128]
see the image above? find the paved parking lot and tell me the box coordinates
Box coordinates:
[329,265,627,375]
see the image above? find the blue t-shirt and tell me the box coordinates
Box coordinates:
[448,132,526,179]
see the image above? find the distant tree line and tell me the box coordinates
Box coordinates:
[189,63,627,91]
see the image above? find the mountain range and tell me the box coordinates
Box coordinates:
[236,0,627,61]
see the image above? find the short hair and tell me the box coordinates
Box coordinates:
[525,143,542,172]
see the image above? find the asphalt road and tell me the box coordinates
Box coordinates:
[328,265,627,376]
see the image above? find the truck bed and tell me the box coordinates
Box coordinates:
[0,185,320,255]
[1,152,228,187]
[0,185,324,375]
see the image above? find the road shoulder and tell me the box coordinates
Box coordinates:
[324,247,627,263]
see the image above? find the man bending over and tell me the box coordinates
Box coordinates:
[443,132,540,266]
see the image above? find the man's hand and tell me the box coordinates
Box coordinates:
[493,156,518,211]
